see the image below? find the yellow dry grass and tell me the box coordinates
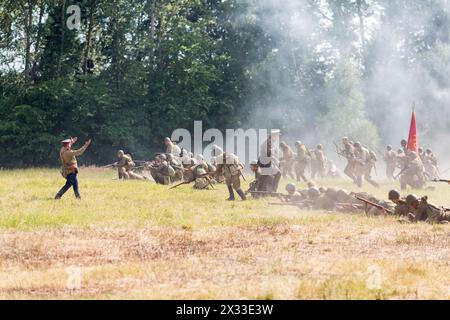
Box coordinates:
[0,168,449,299]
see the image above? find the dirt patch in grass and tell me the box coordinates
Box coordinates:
[1,221,449,299]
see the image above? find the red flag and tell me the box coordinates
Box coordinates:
[407,110,419,154]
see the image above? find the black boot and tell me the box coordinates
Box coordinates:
[54,187,68,200]
[226,185,235,201]
[237,189,246,201]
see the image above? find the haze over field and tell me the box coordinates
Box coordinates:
[1,0,450,168]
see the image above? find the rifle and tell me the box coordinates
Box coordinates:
[394,165,410,180]
[169,174,214,190]
[169,180,193,190]
[240,170,247,182]
[102,163,116,168]
[333,141,345,159]
[353,195,394,215]
[432,179,450,183]
[248,191,290,201]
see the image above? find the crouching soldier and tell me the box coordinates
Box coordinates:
[115,150,148,181]
[148,154,175,185]
[216,152,246,201]
[55,137,92,199]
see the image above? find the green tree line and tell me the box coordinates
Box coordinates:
[1,0,450,167]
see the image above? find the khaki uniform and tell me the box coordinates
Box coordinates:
[423,153,439,180]
[394,200,411,217]
[354,147,378,188]
[117,154,148,181]
[216,153,242,190]
[413,199,450,223]
[342,143,357,182]
[311,149,326,179]
[166,143,181,156]
[400,158,425,190]
[280,145,295,179]
[384,150,397,180]
[60,144,88,178]
[149,161,173,185]
[294,144,311,182]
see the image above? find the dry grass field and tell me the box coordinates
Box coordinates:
[0,168,449,300]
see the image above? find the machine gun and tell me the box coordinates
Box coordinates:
[353,194,394,215]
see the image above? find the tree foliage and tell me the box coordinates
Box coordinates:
[1,0,449,167]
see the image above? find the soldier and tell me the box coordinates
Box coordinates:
[279,142,295,179]
[405,194,450,224]
[191,164,212,190]
[115,150,148,181]
[166,153,184,182]
[259,131,282,192]
[399,152,426,190]
[311,144,327,179]
[353,142,379,188]
[294,141,311,182]
[215,151,246,201]
[55,137,92,200]
[148,154,175,185]
[384,145,397,181]
[164,137,181,156]
[401,139,408,155]
[388,189,411,217]
[285,183,306,201]
[341,137,357,183]
[310,187,337,210]
[418,148,426,163]
[423,149,439,180]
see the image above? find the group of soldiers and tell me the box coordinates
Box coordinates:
[256,182,450,224]
[105,133,445,196]
[278,141,339,182]
[107,137,248,201]
[383,139,441,190]
[55,134,447,223]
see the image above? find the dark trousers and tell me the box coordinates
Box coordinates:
[56,173,80,198]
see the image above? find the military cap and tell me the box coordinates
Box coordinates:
[388,189,400,201]
[308,187,321,199]
[285,183,296,194]
[405,194,418,206]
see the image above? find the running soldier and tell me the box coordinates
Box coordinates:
[353,142,379,188]
[340,137,357,184]
[294,141,311,182]
[215,151,246,201]
[399,152,426,190]
[279,142,296,179]
[311,144,326,179]
[384,145,397,181]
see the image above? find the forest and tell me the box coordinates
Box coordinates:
[1,0,450,167]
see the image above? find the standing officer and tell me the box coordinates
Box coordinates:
[55,137,92,199]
